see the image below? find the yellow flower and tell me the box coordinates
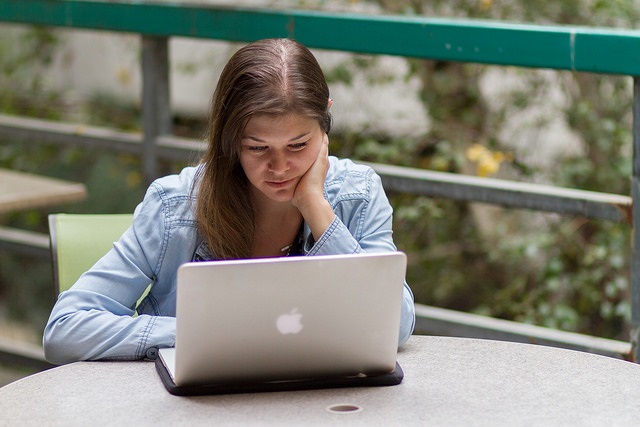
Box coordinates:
[466,144,485,162]
[480,0,493,11]
[465,144,509,177]
[477,156,500,177]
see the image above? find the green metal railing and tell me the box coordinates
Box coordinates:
[1,0,639,361]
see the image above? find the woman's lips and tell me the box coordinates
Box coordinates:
[266,178,295,189]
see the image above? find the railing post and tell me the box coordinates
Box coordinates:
[141,36,171,186]
[631,76,640,362]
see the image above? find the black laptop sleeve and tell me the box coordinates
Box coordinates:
[155,358,404,396]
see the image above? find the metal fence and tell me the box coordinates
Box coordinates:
[1,0,639,361]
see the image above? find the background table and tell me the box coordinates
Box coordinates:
[1,335,640,426]
[0,168,86,214]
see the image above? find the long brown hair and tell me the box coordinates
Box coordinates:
[194,38,332,259]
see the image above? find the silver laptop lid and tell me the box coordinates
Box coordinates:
[172,252,406,386]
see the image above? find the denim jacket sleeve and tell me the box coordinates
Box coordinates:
[304,157,415,345]
[42,174,187,365]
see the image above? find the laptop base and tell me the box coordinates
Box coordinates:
[155,358,404,396]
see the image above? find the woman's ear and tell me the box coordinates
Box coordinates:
[328,98,333,110]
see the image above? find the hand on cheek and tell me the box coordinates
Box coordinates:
[292,134,335,240]
[292,133,329,209]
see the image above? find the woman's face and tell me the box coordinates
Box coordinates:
[239,113,324,204]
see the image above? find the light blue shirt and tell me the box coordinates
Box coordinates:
[43,156,416,364]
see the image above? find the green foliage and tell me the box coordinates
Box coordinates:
[0,26,63,118]
[0,252,54,329]
[328,0,638,340]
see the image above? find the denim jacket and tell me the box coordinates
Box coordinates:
[43,156,416,364]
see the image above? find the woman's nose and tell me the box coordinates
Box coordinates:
[268,150,288,173]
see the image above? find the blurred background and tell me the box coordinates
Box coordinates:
[1,0,637,376]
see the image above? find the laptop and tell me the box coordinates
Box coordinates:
[155,252,407,395]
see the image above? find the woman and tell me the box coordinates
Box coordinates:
[43,38,415,364]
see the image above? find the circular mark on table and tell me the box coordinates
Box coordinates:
[326,404,363,414]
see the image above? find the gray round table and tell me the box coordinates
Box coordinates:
[1,335,640,426]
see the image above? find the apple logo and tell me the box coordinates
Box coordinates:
[276,308,304,334]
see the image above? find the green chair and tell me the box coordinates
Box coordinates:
[48,213,133,296]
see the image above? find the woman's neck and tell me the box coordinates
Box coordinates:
[251,193,303,258]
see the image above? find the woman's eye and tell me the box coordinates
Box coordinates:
[247,145,267,153]
[289,142,308,151]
